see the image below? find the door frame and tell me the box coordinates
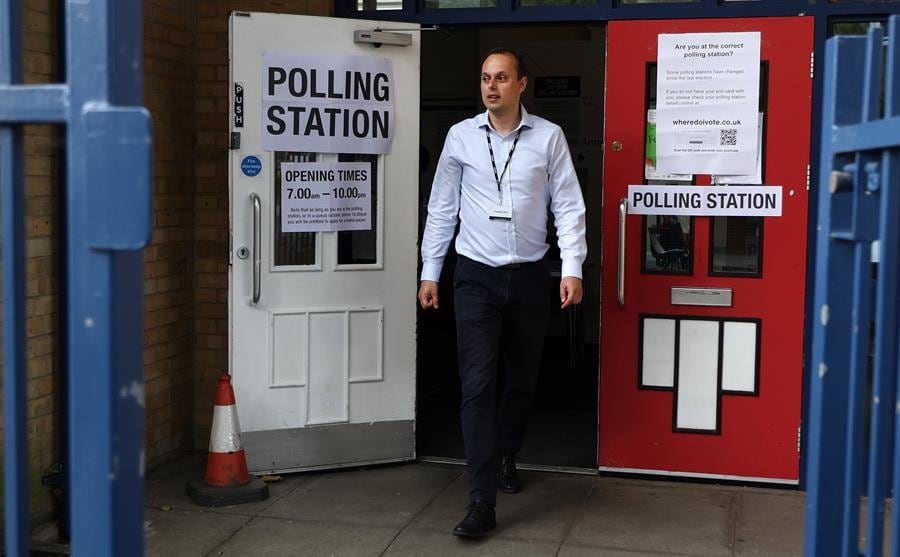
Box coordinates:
[414,23,605,472]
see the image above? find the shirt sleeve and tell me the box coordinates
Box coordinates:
[420,127,463,282]
[547,127,587,280]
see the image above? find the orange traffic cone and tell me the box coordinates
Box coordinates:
[187,374,268,507]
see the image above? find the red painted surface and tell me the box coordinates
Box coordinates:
[205,449,251,487]
[215,373,237,406]
[599,17,813,481]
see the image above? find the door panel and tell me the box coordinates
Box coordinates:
[600,17,812,482]
[229,13,419,473]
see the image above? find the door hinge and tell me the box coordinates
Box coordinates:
[797,424,802,454]
[810,51,815,80]
[806,164,811,191]
[229,229,233,266]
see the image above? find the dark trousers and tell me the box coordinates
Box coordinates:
[453,255,550,506]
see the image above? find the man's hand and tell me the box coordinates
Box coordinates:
[418,280,440,310]
[560,277,583,309]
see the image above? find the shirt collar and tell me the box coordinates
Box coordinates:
[477,105,534,133]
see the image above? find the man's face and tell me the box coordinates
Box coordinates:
[480,53,527,116]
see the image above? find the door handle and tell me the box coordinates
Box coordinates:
[250,192,261,305]
[617,197,627,306]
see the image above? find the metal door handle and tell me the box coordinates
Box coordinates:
[250,192,261,305]
[617,198,627,306]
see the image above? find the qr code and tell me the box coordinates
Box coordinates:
[720,128,738,146]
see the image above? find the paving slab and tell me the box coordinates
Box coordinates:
[558,543,690,556]
[143,458,817,557]
[144,508,250,557]
[405,471,472,533]
[493,472,595,542]
[383,527,560,557]
[145,455,313,516]
[409,470,593,542]
[733,491,804,556]
[259,462,462,528]
[566,479,735,557]
[859,496,893,555]
[210,516,398,557]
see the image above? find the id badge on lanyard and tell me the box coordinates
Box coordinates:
[486,127,522,222]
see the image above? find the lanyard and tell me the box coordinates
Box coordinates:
[486,127,522,203]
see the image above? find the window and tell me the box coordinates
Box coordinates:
[337,154,379,265]
[274,152,317,267]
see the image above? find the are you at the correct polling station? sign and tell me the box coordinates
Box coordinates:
[262,52,395,154]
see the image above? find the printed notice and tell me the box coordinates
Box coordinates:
[627,185,782,217]
[656,32,761,175]
[262,52,394,154]
[281,162,371,232]
[645,109,692,182]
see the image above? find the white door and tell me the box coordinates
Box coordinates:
[229,12,419,473]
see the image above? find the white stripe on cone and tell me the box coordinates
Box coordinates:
[209,404,243,453]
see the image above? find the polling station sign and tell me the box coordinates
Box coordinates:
[262,52,394,154]
[627,185,782,217]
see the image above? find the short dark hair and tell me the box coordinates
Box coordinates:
[482,48,528,80]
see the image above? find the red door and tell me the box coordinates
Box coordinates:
[600,17,813,482]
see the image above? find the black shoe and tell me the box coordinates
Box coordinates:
[498,454,521,493]
[452,500,496,539]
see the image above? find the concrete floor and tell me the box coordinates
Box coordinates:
[141,455,807,557]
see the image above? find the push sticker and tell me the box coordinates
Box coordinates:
[241,155,262,177]
[234,82,244,128]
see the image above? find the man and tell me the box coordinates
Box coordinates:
[418,48,587,539]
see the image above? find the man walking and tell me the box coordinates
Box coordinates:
[418,48,587,538]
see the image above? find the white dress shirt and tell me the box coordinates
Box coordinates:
[421,106,587,282]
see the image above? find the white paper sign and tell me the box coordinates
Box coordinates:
[262,52,394,154]
[713,113,764,185]
[656,32,761,175]
[628,185,782,217]
[645,109,692,182]
[281,162,372,232]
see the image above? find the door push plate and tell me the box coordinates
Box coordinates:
[671,287,733,307]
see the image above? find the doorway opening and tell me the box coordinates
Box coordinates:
[415,23,606,470]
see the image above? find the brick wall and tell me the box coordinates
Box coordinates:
[4,0,201,522]
[3,1,337,524]
[192,0,331,448]
[143,0,197,469]
[20,0,61,522]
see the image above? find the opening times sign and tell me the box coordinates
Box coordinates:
[281,162,372,232]
[262,52,394,154]
[627,185,782,217]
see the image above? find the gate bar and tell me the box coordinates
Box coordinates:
[65,1,148,555]
[807,19,900,557]
[0,0,29,553]
[0,85,68,122]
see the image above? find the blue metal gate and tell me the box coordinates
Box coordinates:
[806,16,900,557]
[1,1,151,555]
